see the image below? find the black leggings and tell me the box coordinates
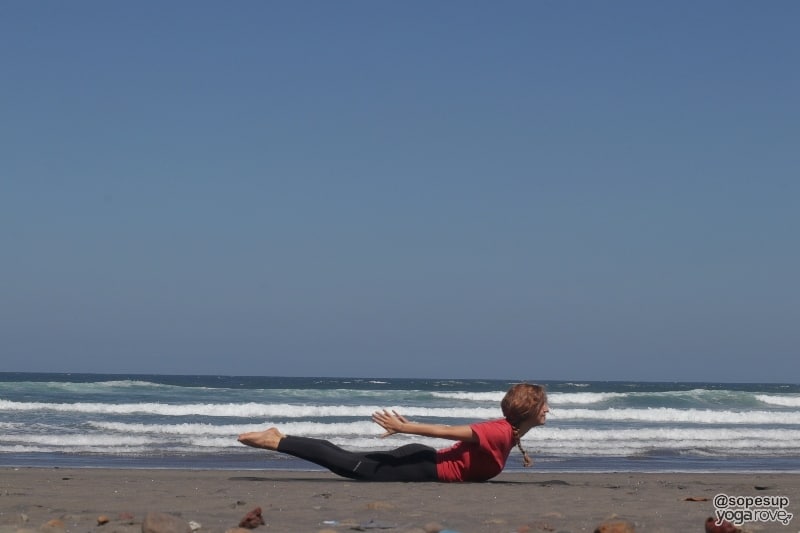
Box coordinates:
[277,436,439,482]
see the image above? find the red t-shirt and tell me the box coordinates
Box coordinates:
[435,418,515,482]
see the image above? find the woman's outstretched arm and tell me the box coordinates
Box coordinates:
[372,409,477,442]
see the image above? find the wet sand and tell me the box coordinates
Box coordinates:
[1,468,798,532]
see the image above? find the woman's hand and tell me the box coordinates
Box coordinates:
[371,409,410,437]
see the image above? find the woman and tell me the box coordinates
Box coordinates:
[238,382,548,482]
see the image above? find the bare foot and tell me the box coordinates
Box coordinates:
[237,427,285,450]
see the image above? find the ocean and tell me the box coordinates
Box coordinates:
[1,373,799,473]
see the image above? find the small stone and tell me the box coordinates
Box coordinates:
[142,511,192,533]
[97,515,110,526]
[188,521,202,531]
[594,521,635,533]
[424,522,445,533]
[238,507,265,529]
[42,518,65,531]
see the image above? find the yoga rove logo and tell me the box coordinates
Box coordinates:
[713,493,793,527]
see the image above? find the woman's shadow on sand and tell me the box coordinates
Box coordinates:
[228,476,571,485]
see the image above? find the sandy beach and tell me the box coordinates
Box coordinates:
[1,468,797,533]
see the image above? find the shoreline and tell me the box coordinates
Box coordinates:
[2,468,798,532]
[4,463,800,475]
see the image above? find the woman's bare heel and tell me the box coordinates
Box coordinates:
[237,428,285,450]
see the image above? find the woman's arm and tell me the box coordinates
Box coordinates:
[372,409,477,442]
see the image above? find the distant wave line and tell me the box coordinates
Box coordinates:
[756,395,800,407]
[85,422,800,444]
[0,399,498,419]
[4,426,800,457]
[560,407,800,424]
[2,399,799,424]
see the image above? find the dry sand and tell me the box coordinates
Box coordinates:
[1,468,798,533]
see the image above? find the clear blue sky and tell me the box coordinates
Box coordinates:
[2,1,797,382]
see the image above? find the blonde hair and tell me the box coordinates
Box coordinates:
[501,383,547,467]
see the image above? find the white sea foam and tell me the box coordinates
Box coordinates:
[89,420,381,436]
[430,389,765,406]
[431,391,624,405]
[526,427,800,456]
[556,407,800,424]
[549,392,626,404]
[94,380,171,388]
[4,398,800,425]
[756,395,800,407]
[431,392,505,402]
[0,399,498,419]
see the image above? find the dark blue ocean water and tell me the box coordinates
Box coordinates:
[1,373,799,472]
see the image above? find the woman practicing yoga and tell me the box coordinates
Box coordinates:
[237,382,548,482]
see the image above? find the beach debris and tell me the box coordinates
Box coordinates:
[97,515,110,526]
[704,517,741,533]
[142,511,192,533]
[352,519,398,530]
[238,507,265,529]
[593,520,635,533]
[188,520,202,531]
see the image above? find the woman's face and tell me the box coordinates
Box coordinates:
[534,401,549,426]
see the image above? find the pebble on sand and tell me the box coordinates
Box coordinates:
[41,519,65,532]
[594,520,636,533]
[237,507,265,529]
